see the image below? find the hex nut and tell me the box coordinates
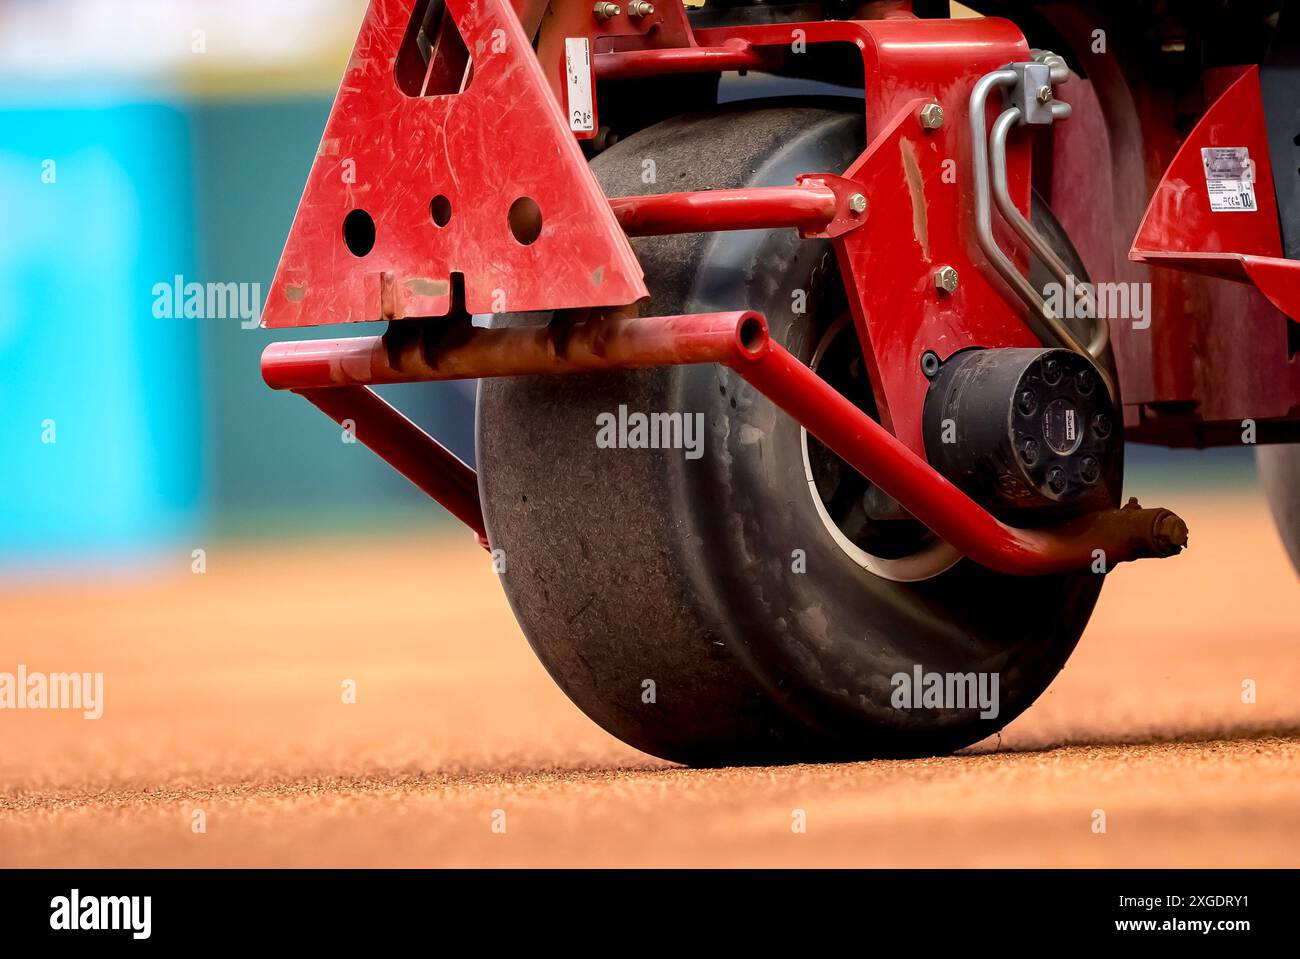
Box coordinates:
[918,103,945,130]
[933,265,959,295]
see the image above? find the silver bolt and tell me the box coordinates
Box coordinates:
[848,193,867,215]
[934,266,959,295]
[1035,85,1054,104]
[627,0,654,16]
[593,1,621,20]
[918,103,944,130]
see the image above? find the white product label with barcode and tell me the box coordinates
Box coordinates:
[565,38,594,133]
[1201,147,1257,212]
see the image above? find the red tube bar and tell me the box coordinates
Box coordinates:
[261,311,1186,575]
[296,384,486,540]
[261,312,765,390]
[725,341,1187,576]
[609,184,838,237]
[593,39,771,81]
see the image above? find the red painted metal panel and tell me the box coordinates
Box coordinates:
[1132,66,1300,320]
[258,5,1197,571]
[262,0,647,328]
[833,96,1039,453]
[1044,6,1299,434]
[690,17,1038,453]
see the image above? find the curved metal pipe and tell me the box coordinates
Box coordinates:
[989,106,1110,360]
[968,71,1070,351]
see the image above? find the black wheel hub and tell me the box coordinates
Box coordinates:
[923,347,1120,512]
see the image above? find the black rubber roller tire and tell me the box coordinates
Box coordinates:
[476,101,1115,766]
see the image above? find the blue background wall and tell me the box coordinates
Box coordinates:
[1,92,475,568]
[0,104,203,558]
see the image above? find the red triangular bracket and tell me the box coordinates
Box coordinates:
[263,0,647,328]
[1131,66,1299,320]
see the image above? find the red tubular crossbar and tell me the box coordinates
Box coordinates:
[609,185,838,237]
[593,39,771,81]
[262,312,1186,575]
[261,313,764,389]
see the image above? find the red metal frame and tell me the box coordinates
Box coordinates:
[261,311,769,388]
[263,311,1186,575]
[259,0,1194,575]
[593,38,775,80]
[262,0,646,327]
[609,183,838,236]
[1131,67,1300,321]
[688,15,1040,454]
[1041,8,1300,440]
[266,2,1042,455]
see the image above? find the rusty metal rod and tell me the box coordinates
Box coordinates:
[261,312,765,390]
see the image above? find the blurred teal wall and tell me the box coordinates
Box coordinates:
[1,93,473,565]
[0,104,203,559]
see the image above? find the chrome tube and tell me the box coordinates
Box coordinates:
[968,71,1070,350]
[988,106,1110,359]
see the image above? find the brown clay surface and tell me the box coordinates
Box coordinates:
[1,489,1297,867]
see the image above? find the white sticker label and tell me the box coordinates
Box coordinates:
[565,38,594,134]
[1201,147,1257,212]
[1065,408,1077,443]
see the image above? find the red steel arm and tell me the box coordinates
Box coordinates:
[262,312,1186,575]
